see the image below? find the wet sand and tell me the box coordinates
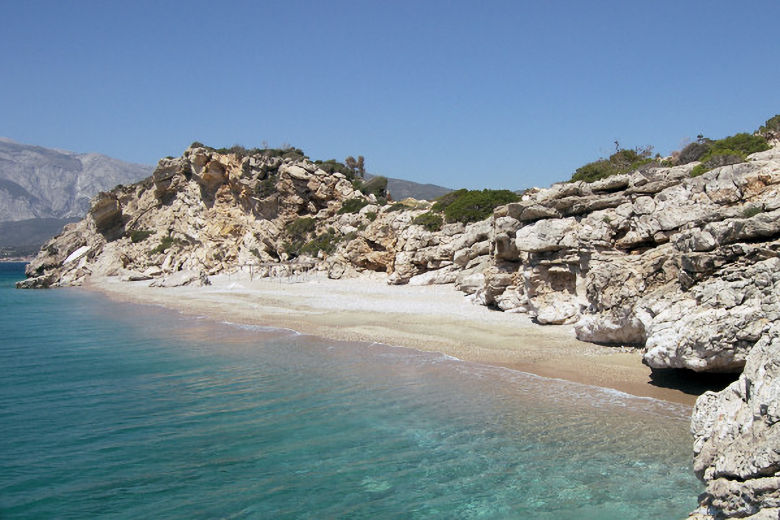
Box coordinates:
[87,272,698,406]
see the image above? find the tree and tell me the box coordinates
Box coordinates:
[345,156,357,175]
[356,156,365,177]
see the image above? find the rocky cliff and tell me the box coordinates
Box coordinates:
[689,323,780,519]
[18,139,780,518]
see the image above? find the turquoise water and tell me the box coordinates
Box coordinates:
[0,263,700,518]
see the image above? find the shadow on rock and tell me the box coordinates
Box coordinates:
[648,368,739,396]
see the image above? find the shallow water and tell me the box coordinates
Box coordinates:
[0,263,700,518]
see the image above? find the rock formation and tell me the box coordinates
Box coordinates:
[688,323,780,519]
[18,138,780,517]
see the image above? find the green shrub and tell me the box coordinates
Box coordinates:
[710,133,769,157]
[360,176,388,198]
[702,149,745,168]
[742,205,764,218]
[677,142,710,164]
[338,198,369,214]
[431,189,468,213]
[282,217,318,257]
[570,146,654,183]
[300,229,339,256]
[282,148,306,161]
[690,164,709,177]
[257,174,278,198]
[387,202,408,212]
[432,189,519,224]
[285,217,316,237]
[759,114,780,136]
[365,211,377,221]
[688,132,769,178]
[214,144,252,157]
[413,211,444,231]
[129,230,153,243]
[316,159,354,178]
[150,235,184,255]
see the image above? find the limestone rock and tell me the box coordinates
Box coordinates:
[149,270,211,288]
[89,192,122,233]
[689,323,780,518]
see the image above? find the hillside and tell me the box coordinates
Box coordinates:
[0,139,451,259]
[0,217,80,258]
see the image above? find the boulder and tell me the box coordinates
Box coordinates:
[89,192,122,232]
[149,270,211,288]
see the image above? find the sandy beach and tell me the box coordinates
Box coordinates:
[87,272,700,406]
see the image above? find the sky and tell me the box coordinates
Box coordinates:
[1,0,778,190]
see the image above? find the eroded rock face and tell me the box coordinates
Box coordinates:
[479,147,780,373]
[688,324,780,519]
[89,192,122,233]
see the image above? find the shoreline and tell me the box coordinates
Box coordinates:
[84,274,697,407]
[85,272,699,407]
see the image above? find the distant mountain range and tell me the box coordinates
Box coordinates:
[0,139,451,258]
[0,138,154,222]
[0,138,153,258]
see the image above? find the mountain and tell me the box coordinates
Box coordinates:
[0,138,154,257]
[0,138,153,222]
[0,217,81,258]
[364,173,451,201]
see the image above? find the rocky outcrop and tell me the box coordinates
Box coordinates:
[476,147,780,374]
[688,324,780,519]
[19,145,433,288]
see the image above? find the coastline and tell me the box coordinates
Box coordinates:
[86,273,699,406]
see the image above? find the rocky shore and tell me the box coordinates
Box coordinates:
[18,139,780,518]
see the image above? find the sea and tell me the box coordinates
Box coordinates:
[0,262,701,519]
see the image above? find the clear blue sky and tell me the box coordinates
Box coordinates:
[2,0,778,190]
